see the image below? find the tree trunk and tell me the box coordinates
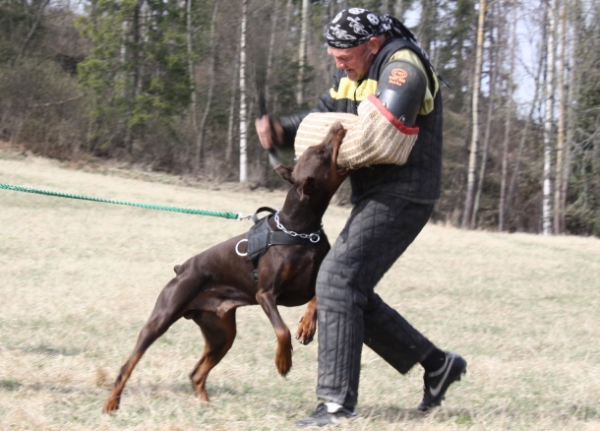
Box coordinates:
[542,0,557,235]
[380,0,390,14]
[266,0,280,101]
[296,0,310,106]
[124,0,144,157]
[285,0,294,48]
[472,3,499,229]
[195,0,219,173]
[462,0,486,229]
[506,44,545,229]
[554,0,567,234]
[499,0,517,232]
[417,0,436,57]
[394,0,409,19]
[17,0,51,60]
[239,0,248,182]
[186,0,198,171]
[562,0,577,234]
[226,24,241,164]
[226,62,239,164]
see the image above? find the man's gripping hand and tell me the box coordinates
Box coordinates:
[255,115,285,151]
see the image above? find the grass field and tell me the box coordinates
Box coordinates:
[1,148,599,430]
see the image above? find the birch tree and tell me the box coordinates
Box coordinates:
[542,0,557,235]
[239,0,248,182]
[462,0,486,229]
[266,0,281,100]
[296,0,310,106]
[472,1,500,228]
[226,11,242,164]
[554,0,568,233]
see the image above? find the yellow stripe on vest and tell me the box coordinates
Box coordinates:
[330,77,379,102]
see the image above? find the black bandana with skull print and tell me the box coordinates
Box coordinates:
[325,8,429,62]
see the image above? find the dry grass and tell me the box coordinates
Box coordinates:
[1,149,599,431]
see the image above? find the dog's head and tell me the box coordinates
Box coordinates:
[275,122,349,202]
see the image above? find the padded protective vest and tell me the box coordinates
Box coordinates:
[317,38,443,204]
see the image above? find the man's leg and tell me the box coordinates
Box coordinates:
[302,197,435,419]
[363,293,435,374]
[298,196,466,426]
[356,200,466,412]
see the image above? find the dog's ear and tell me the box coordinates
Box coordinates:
[275,164,294,184]
[297,176,315,199]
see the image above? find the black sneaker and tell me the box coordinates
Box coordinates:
[296,403,357,427]
[418,352,467,412]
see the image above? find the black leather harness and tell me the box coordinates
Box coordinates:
[241,207,324,282]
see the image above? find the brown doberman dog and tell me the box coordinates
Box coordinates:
[103,123,349,413]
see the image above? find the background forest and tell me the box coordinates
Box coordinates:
[0,0,599,236]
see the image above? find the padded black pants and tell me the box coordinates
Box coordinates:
[315,195,436,408]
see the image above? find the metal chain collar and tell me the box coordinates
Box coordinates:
[274,211,321,243]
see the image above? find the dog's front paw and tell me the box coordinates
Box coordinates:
[275,344,293,376]
[295,319,316,345]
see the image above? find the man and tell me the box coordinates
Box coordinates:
[256,8,466,427]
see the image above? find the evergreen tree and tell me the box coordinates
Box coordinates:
[78,0,191,158]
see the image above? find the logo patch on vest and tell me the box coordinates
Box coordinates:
[389,68,408,86]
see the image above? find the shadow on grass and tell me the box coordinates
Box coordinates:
[3,342,83,357]
[0,379,23,391]
[27,343,82,356]
[0,379,101,396]
[140,381,246,398]
[364,404,598,425]
[360,405,475,424]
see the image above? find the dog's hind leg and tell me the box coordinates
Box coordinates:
[103,304,182,413]
[295,296,317,345]
[103,272,203,413]
[103,316,172,412]
[188,308,237,402]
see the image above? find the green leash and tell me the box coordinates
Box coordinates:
[0,183,242,220]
